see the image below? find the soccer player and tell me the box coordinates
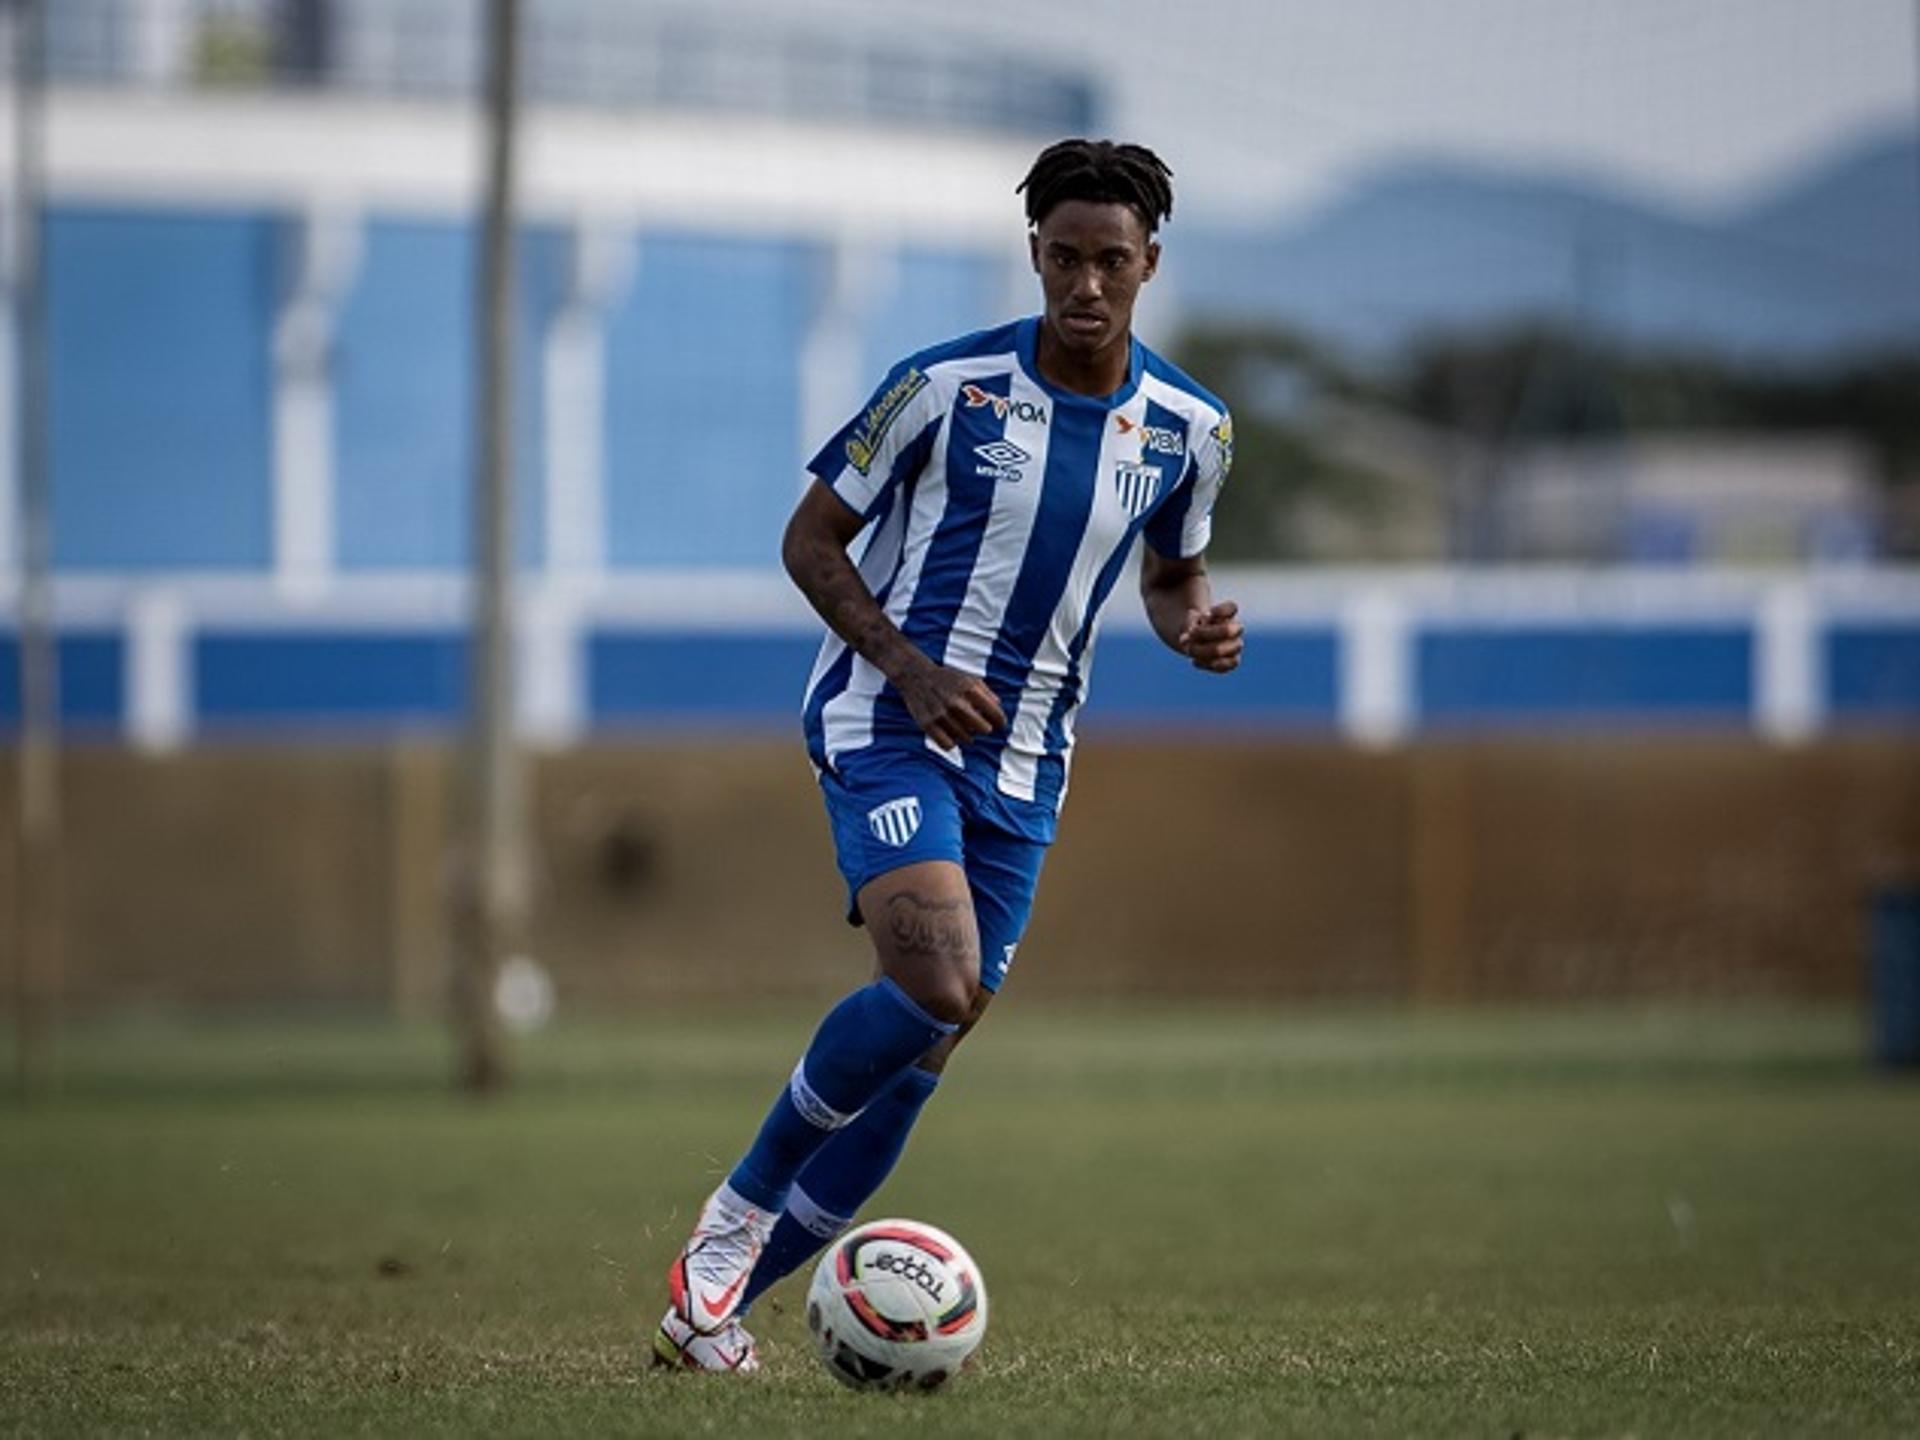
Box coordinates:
[654,138,1242,1372]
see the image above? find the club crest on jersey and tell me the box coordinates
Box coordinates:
[974,438,1031,483]
[1115,414,1185,456]
[1113,462,1161,518]
[844,368,928,475]
[867,796,922,848]
[961,383,1047,426]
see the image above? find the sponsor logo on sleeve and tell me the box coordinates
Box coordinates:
[1210,414,1234,473]
[961,383,1047,426]
[844,368,929,475]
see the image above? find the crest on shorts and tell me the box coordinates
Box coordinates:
[1113,462,1160,519]
[867,796,922,848]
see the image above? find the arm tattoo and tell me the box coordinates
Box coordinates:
[793,533,919,681]
[883,891,974,961]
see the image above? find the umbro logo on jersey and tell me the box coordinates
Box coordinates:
[1114,462,1160,518]
[974,439,1031,483]
[1116,414,1185,456]
[961,383,1047,426]
[867,796,922,848]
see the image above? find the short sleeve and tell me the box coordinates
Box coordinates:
[807,362,943,521]
[1143,408,1232,559]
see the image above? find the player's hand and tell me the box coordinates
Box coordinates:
[1178,600,1244,673]
[896,661,1007,749]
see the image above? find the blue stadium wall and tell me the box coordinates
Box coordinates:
[5,617,1918,740]
[44,204,1005,574]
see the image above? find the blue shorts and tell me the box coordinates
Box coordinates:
[818,748,1051,993]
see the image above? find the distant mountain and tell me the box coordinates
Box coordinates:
[1736,134,1918,283]
[1172,131,1920,363]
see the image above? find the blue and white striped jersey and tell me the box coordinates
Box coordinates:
[802,316,1233,835]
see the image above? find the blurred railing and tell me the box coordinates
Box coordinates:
[6,567,1917,749]
[46,0,1100,137]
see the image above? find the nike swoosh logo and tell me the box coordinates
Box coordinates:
[698,1270,749,1321]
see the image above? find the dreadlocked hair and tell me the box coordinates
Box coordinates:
[1017,139,1174,234]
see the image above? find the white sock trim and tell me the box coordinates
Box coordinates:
[787,1186,852,1242]
[788,1060,861,1131]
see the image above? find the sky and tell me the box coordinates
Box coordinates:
[721,0,1918,221]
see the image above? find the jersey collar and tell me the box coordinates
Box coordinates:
[1016,316,1144,411]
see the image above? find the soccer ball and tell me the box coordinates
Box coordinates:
[805,1218,988,1392]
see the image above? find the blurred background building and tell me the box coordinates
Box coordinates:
[12,0,1088,746]
[2,0,1917,1015]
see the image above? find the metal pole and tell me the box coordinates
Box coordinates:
[11,0,56,1098]
[453,0,524,1094]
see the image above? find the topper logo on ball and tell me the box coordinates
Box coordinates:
[867,1249,948,1302]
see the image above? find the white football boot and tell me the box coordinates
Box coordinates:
[667,1185,777,1334]
[652,1307,760,1374]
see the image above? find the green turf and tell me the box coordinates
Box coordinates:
[3,1006,1918,1436]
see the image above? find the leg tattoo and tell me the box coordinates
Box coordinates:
[882,889,974,961]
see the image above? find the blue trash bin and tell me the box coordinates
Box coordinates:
[1871,888,1920,1068]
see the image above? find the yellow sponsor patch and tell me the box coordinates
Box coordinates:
[1210,414,1234,474]
[845,368,929,476]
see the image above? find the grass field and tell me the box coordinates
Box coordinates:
[4,1006,1918,1436]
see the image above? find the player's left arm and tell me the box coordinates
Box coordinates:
[1141,549,1242,673]
[1139,404,1240,673]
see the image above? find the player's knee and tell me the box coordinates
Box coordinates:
[918,997,988,1073]
[871,884,981,1025]
[912,966,978,1028]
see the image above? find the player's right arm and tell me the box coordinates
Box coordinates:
[781,482,1005,750]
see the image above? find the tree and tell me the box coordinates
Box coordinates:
[1170,325,1405,563]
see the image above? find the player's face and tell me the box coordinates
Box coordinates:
[1029,200,1159,362]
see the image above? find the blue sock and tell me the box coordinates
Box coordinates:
[740,1065,942,1313]
[726,979,953,1212]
